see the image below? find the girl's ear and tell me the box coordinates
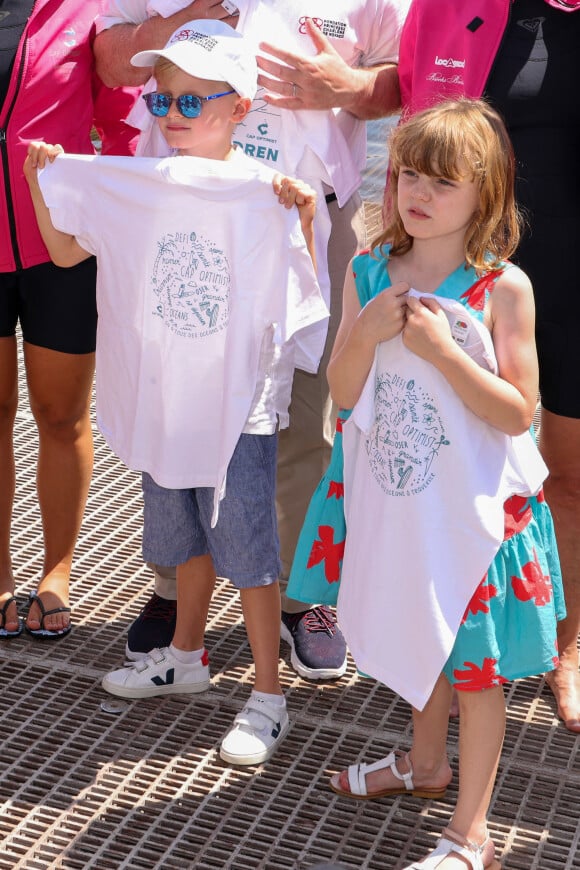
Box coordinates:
[232,97,252,122]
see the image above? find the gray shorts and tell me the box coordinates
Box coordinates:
[142,433,281,589]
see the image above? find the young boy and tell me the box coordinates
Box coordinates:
[23,20,327,766]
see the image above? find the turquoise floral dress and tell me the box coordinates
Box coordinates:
[288,246,565,689]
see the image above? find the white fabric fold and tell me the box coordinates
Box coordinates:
[338,292,547,709]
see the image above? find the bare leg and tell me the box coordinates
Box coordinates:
[540,409,580,732]
[0,337,19,632]
[333,673,453,795]
[451,687,505,841]
[405,686,504,870]
[240,581,283,695]
[173,554,216,651]
[23,343,94,632]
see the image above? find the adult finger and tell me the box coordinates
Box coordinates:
[302,17,337,54]
[259,18,336,62]
[202,0,240,24]
[258,42,304,72]
[257,73,302,108]
[256,55,297,82]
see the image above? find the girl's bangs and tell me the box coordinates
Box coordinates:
[393,119,479,180]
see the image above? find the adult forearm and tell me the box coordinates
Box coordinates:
[342,63,400,120]
[94,15,188,87]
[95,0,241,86]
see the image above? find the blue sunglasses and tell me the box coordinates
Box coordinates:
[142,89,236,119]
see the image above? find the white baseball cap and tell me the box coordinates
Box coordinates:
[131,19,258,100]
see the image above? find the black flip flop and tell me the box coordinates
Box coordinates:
[24,591,72,639]
[0,596,23,638]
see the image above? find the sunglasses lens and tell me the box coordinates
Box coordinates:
[177,95,202,118]
[143,93,171,117]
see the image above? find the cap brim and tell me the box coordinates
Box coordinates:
[131,49,167,68]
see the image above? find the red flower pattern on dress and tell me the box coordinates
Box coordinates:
[503,494,532,541]
[307,525,345,583]
[462,574,497,623]
[453,658,508,690]
[459,270,501,311]
[511,548,553,606]
[327,481,344,500]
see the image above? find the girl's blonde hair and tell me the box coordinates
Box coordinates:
[377,98,522,271]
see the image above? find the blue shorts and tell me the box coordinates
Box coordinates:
[142,433,281,589]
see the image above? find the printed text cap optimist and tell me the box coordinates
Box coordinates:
[131,19,258,100]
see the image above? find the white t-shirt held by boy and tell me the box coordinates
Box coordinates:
[38,149,328,522]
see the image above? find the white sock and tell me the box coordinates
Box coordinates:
[251,690,286,707]
[169,644,204,664]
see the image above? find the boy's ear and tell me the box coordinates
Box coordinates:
[232,97,252,122]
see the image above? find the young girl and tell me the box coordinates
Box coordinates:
[325,99,564,869]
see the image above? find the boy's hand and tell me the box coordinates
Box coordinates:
[23,142,64,183]
[272,175,317,267]
[272,174,316,226]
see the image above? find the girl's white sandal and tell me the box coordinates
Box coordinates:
[404,827,501,869]
[329,750,448,800]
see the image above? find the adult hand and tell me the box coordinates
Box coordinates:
[179,0,239,27]
[257,17,359,110]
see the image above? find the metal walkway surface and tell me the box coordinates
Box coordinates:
[2,206,580,870]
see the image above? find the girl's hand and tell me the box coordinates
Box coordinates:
[359,281,409,345]
[403,295,455,363]
[23,142,64,183]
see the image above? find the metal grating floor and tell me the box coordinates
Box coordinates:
[1,205,578,869]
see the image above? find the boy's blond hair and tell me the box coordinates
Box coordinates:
[154,57,230,90]
[377,98,523,272]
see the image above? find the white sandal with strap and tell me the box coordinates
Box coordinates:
[329,750,448,800]
[404,827,501,869]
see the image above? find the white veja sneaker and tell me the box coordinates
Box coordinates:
[220,696,289,766]
[101,647,210,699]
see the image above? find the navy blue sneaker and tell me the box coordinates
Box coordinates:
[125,594,177,661]
[280,606,347,680]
